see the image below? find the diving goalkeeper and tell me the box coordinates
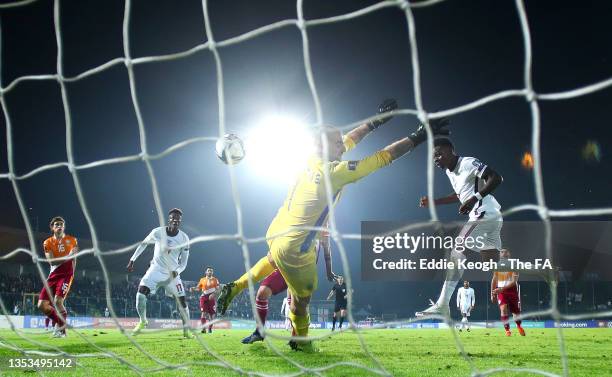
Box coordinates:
[218,100,450,350]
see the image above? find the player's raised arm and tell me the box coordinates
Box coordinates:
[329,117,450,189]
[344,99,398,145]
[127,230,156,272]
[384,117,450,160]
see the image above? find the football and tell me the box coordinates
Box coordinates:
[215,133,246,164]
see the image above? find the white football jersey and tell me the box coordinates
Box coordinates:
[445,156,501,220]
[130,227,190,274]
[457,287,475,308]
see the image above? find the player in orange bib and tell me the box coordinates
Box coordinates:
[37,216,78,338]
[491,249,525,336]
[191,266,219,333]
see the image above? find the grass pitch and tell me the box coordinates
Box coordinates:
[0,328,610,376]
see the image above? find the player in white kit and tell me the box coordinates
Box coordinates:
[127,208,191,337]
[456,280,475,331]
[417,137,503,316]
[280,292,291,331]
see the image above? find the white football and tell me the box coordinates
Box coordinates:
[215,133,245,164]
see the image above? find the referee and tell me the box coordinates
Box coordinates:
[327,276,349,331]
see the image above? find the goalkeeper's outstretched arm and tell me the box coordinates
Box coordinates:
[385,116,451,160]
[330,117,451,189]
[344,99,398,145]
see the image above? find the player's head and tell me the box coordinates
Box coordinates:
[314,125,344,161]
[49,216,65,236]
[500,248,511,259]
[463,280,469,288]
[167,208,183,231]
[205,266,213,277]
[433,137,456,170]
[337,275,344,284]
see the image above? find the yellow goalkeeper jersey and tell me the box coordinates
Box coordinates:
[266,135,392,252]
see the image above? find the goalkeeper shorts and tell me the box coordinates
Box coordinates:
[269,238,317,298]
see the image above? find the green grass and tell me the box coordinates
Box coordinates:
[0,328,610,376]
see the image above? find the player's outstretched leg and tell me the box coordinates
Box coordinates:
[218,256,275,315]
[416,250,464,317]
[133,286,150,335]
[242,270,287,344]
[177,297,193,339]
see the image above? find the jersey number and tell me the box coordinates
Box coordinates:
[176,283,183,294]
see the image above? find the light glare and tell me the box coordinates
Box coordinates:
[245,116,314,183]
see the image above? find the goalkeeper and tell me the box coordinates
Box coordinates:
[218,100,450,350]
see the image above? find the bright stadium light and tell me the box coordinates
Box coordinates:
[244,115,314,183]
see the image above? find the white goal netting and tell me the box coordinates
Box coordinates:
[1,0,612,376]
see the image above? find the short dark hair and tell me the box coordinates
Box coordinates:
[49,216,65,227]
[168,208,183,216]
[433,137,454,150]
[205,266,213,271]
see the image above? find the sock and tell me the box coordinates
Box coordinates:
[45,317,51,328]
[136,293,148,323]
[47,307,62,328]
[515,319,522,328]
[208,317,213,332]
[60,310,68,332]
[501,315,510,331]
[289,311,310,337]
[256,299,269,326]
[339,316,344,329]
[332,316,337,329]
[235,257,275,291]
[179,305,190,332]
[200,316,207,326]
[437,251,465,306]
[461,316,467,329]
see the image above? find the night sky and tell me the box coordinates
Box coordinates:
[1,0,610,310]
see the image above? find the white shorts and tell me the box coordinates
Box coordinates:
[140,266,185,297]
[460,304,472,316]
[457,218,502,252]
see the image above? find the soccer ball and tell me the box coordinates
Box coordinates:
[215,133,245,164]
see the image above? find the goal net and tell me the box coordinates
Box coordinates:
[1,0,611,376]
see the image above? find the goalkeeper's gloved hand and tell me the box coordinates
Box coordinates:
[409,116,450,146]
[367,98,398,130]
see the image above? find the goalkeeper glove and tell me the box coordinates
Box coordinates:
[409,116,450,146]
[367,98,398,130]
